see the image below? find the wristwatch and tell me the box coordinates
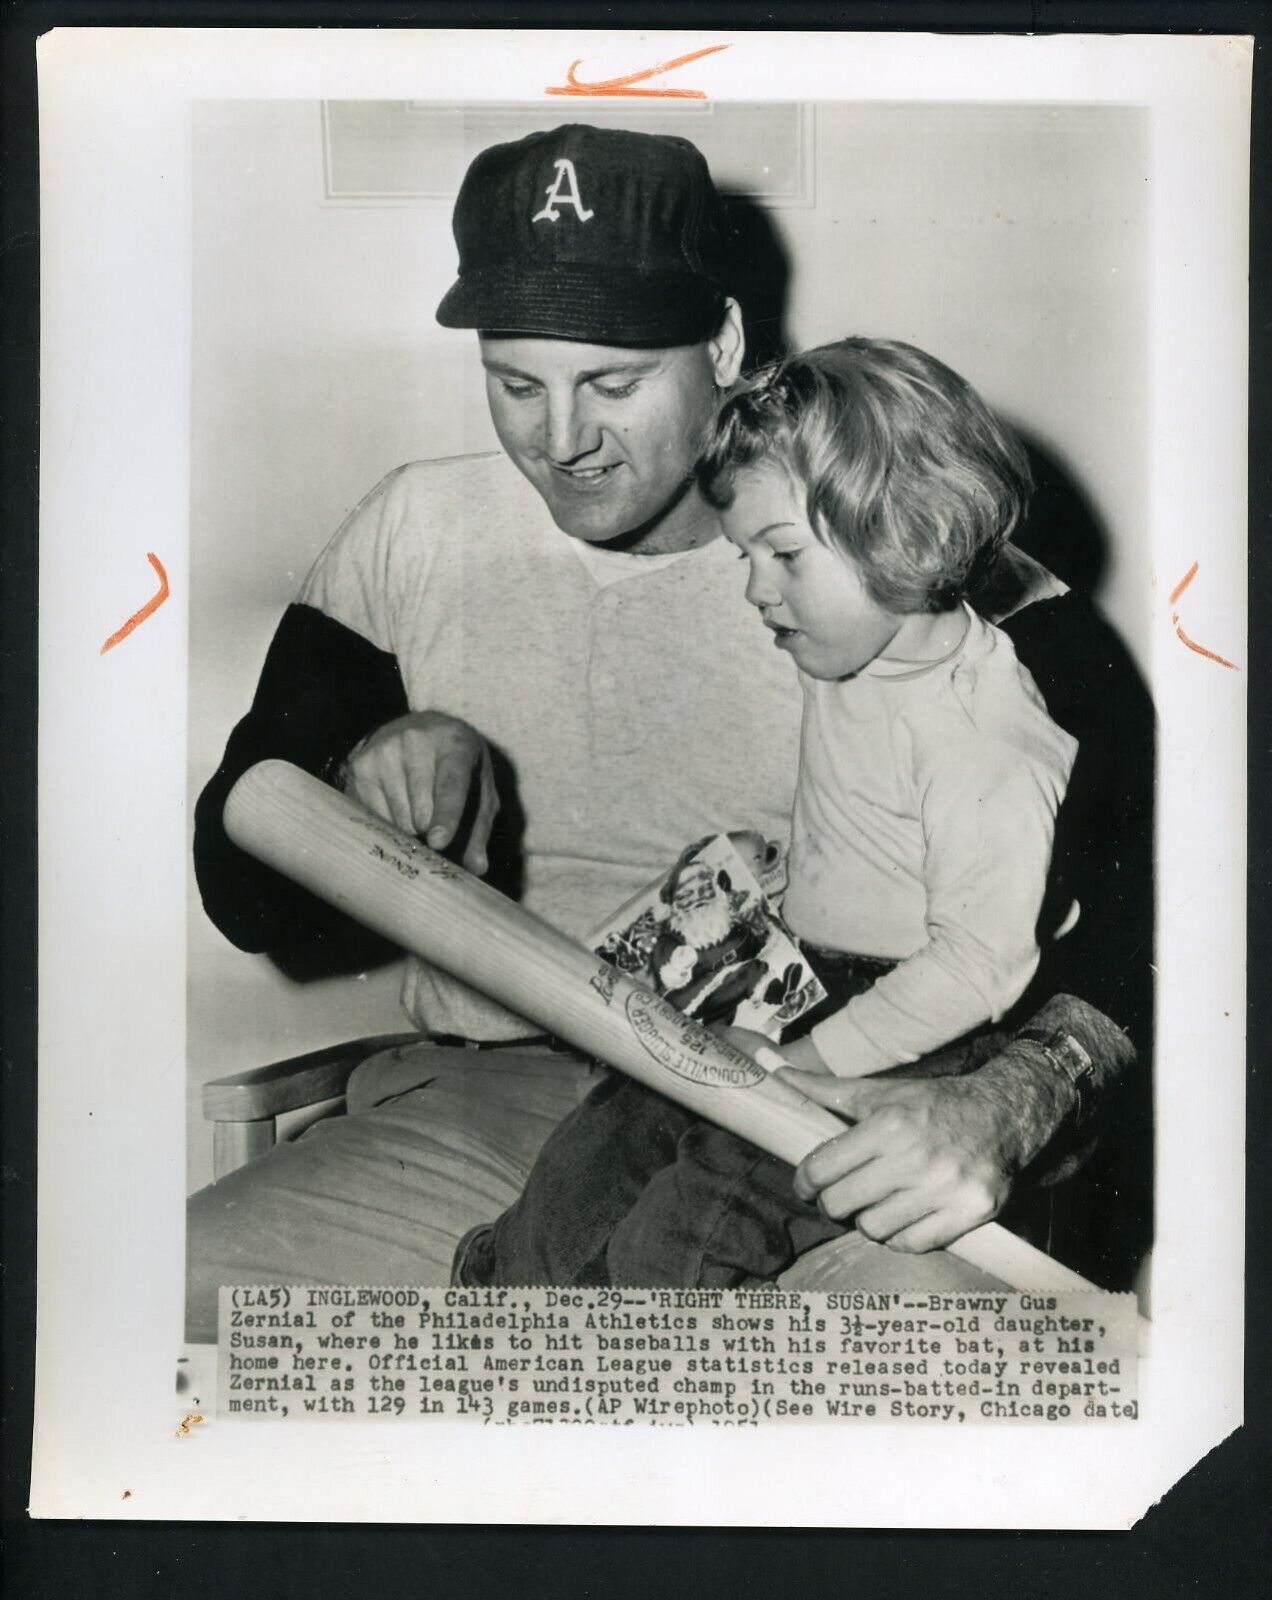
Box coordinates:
[1014,1025,1095,1125]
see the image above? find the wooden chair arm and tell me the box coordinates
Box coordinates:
[202,1033,420,1123]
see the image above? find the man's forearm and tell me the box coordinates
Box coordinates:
[982,993,1136,1179]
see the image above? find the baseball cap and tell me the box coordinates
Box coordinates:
[435,124,732,347]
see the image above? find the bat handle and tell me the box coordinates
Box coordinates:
[945,1221,1104,1294]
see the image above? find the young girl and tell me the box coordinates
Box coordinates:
[453,337,1078,1289]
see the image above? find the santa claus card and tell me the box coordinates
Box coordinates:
[589,832,825,1042]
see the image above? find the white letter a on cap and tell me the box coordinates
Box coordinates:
[532,159,595,224]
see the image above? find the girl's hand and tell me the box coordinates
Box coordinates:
[711,1023,774,1063]
[712,1025,833,1076]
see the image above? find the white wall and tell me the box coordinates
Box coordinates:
[188,100,1148,1192]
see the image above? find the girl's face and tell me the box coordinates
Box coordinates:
[720,463,905,680]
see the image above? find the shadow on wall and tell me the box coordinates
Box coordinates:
[1013,428,1111,599]
[719,190,792,372]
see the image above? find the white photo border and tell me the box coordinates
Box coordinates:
[33,27,1249,1527]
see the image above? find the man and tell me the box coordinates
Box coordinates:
[187,124,1150,1340]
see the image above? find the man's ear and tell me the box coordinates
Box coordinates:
[709,299,746,389]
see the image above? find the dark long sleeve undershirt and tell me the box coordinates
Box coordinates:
[998,593,1155,1284]
[193,603,409,974]
[999,592,1156,1058]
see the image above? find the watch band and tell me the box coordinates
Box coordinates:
[1015,1026,1095,1123]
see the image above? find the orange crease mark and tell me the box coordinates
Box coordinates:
[1168,561,1238,670]
[1169,560,1199,608]
[547,44,729,99]
[1172,620,1238,671]
[100,552,169,655]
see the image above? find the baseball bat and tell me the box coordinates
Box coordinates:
[223,759,1098,1294]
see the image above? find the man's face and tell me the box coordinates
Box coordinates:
[480,307,743,552]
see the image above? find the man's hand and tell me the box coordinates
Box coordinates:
[340,710,499,875]
[777,1069,1017,1253]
